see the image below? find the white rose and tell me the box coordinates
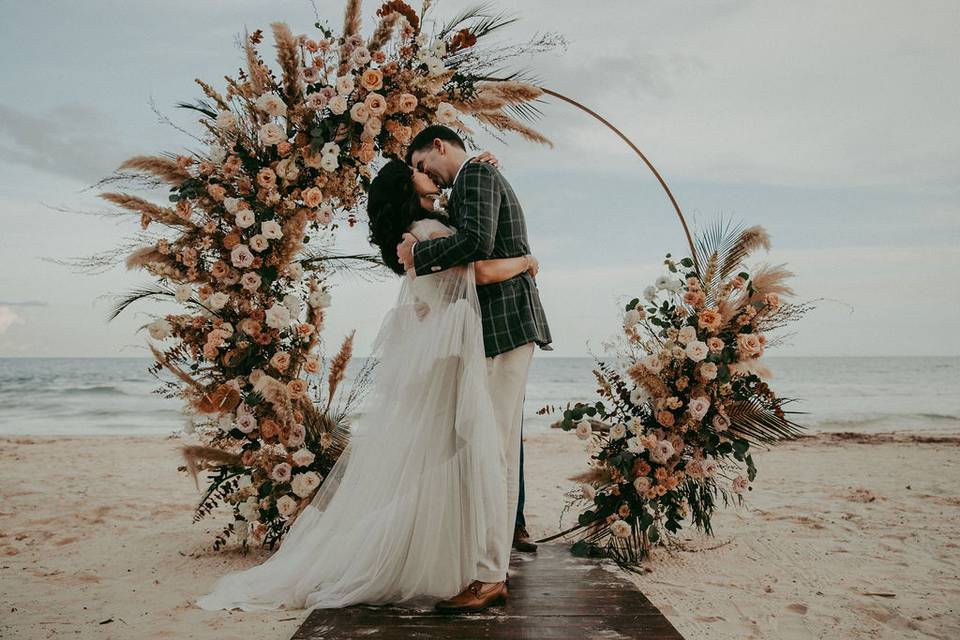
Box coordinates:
[238,496,259,521]
[431,41,448,57]
[261,220,283,240]
[291,471,322,498]
[688,396,711,420]
[287,263,303,281]
[335,75,355,95]
[258,123,286,146]
[623,308,643,329]
[223,197,242,215]
[665,278,683,292]
[320,154,339,172]
[581,483,596,501]
[235,209,256,229]
[208,292,230,311]
[575,419,592,440]
[282,293,302,318]
[291,448,316,467]
[610,519,632,538]
[321,142,341,157]
[629,387,649,407]
[628,416,644,435]
[626,436,645,454]
[265,303,292,329]
[174,284,192,303]
[650,439,675,465]
[609,423,627,440]
[308,290,331,309]
[699,361,718,381]
[255,93,287,117]
[712,414,730,432]
[685,340,709,362]
[148,319,172,340]
[276,494,298,518]
[236,414,257,434]
[678,325,698,345]
[351,46,371,66]
[350,102,370,124]
[208,144,227,164]
[215,110,237,130]
[426,56,446,76]
[643,285,658,302]
[328,95,348,115]
[642,355,664,374]
[633,476,652,494]
[435,101,457,124]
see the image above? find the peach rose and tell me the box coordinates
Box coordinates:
[260,418,280,440]
[707,337,724,353]
[287,378,308,398]
[357,142,375,164]
[304,356,321,374]
[256,168,277,189]
[175,199,193,219]
[270,351,291,371]
[736,333,764,358]
[364,92,387,116]
[360,68,383,91]
[398,93,418,113]
[302,186,324,208]
[697,308,722,332]
[296,323,314,337]
[656,410,676,427]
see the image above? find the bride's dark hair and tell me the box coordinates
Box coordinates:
[367,158,443,275]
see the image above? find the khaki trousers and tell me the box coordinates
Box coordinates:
[474,341,535,583]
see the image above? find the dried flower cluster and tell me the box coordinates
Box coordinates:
[543,222,808,567]
[101,0,557,551]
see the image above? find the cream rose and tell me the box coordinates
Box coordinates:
[292,448,316,467]
[276,494,298,518]
[435,101,457,124]
[328,96,348,115]
[685,340,709,362]
[261,220,283,240]
[610,519,632,538]
[215,110,237,130]
[230,244,254,268]
[258,123,286,146]
[575,419,592,440]
[737,333,764,358]
[255,93,287,117]
[248,234,269,253]
[678,325,698,345]
[398,93,418,113]
[291,471,322,498]
[688,396,711,421]
[699,361,718,381]
[335,75,355,95]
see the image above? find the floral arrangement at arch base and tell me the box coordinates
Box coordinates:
[540,222,812,569]
[97,0,558,551]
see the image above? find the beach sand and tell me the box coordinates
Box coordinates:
[1,430,958,639]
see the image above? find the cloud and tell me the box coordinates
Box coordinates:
[0,300,47,306]
[0,306,25,335]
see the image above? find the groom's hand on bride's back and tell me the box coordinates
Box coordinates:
[397,233,417,272]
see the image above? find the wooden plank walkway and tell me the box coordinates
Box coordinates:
[290,543,685,639]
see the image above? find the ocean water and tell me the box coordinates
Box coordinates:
[0,357,957,436]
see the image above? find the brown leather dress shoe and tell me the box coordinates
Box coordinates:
[512,525,538,552]
[434,580,507,613]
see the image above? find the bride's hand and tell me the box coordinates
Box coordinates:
[525,254,539,279]
[472,151,500,169]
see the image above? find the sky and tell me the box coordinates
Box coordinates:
[0,0,958,358]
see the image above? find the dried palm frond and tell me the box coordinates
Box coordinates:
[474,111,553,147]
[326,331,355,411]
[99,192,191,228]
[271,22,303,101]
[108,285,173,321]
[174,98,219,120]
[367,13,400,53]
[726,397,805,445]
[117,155,189,185]
[180,444,242,490]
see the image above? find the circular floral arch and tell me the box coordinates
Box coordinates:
[99,1,807,563]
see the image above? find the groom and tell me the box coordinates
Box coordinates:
[397,125,552,612]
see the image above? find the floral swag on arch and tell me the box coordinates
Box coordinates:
[96,0,807,566]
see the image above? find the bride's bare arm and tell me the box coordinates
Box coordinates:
[474,255,538,285]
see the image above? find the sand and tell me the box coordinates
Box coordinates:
[1,429,958,639]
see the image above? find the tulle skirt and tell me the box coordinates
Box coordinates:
[196,265,507,612]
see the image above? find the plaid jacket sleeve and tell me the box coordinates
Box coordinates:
[412,163,501,277]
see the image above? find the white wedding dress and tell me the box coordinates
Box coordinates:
[196,218,508,612]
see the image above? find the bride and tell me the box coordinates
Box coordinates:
[195,154,537,613]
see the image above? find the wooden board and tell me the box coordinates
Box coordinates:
[290,544,685,639]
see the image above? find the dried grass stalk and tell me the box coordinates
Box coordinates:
[326,331,355,411]
[748,264,795,301]
[475,111,554,147]
[117,155,189,184]
[194,78,231,110]
[719,225,771,280]
[367,13,400,53]
[337,0,363,75]
[271,22,303,100]
[100,192,191,228]
[244,30,270,95]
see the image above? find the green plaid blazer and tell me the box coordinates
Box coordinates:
[413,161,553,358]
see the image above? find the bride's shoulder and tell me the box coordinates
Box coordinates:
[409,217,453,241]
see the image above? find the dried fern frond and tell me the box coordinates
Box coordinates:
[474,111,553,147]
[271,22,303,101]
[326,331,355,411]
[117,155,189,184]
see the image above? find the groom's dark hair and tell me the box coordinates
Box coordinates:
[405,125,465,164]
